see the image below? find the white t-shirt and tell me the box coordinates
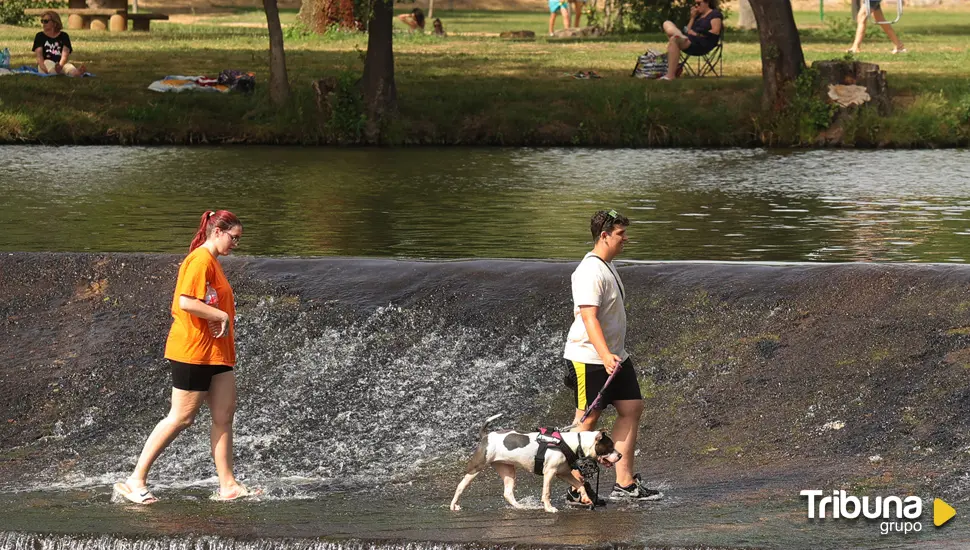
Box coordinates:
[563,252,629,364]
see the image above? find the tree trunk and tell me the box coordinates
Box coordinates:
[263,0,291,105]
[738,0,756,30]
[360,0,397,142]
[748,0,805,111]
[298,0,359,33]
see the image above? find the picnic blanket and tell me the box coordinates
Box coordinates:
[148,75,230,93]
[0,66,95,77]
[148,71,255,93]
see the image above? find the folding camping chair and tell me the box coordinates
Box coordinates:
[678,33,723,78]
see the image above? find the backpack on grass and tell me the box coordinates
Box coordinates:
[217,70,256,93]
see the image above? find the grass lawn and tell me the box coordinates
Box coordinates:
[0,8,968,146]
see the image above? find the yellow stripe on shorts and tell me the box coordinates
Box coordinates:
[572,361,587,410]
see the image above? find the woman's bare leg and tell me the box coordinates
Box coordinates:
[665,36,689,79]
[662,20,683,39]
[207,370,241,496]
[871,8,904,51]
[848,7,867,53]
[127,388,205,489]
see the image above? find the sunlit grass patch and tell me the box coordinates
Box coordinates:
[0,7,968,145]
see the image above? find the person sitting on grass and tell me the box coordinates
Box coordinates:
[548,0,570,36]
[398,8,426,32]
[847,0,905,54]
[433,18,445,36]
[33,11,86,77]
[659,0,722,80]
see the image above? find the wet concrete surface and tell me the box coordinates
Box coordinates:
[6,254,970,548]
[3,463,969,549]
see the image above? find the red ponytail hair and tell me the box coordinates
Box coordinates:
[189,210,242,252]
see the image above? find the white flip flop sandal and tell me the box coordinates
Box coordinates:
[210,484,261,501]
[113,481,158,504]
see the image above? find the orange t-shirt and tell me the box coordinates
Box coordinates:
[164,246,236,366]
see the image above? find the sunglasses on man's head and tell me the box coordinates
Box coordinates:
[599,209,620,234]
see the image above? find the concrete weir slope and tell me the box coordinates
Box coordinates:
[2,253,970,546]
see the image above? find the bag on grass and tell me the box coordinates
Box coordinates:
[217,69,256,93]
[0,48,10,69]
[631,50,667,79]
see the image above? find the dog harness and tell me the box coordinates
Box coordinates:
[533,427,585,474]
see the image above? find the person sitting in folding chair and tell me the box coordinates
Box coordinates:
[659,0,723,80]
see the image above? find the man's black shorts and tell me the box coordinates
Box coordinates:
[170,360,233,392]
[566,357,641,410]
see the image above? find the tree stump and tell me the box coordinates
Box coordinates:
[813,60,890,114]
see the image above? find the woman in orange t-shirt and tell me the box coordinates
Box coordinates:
[114,210,253,504]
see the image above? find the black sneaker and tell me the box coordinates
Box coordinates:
[565,481,607,506]
[609,473,663,501]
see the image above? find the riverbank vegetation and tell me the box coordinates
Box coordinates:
[1,7,968,146]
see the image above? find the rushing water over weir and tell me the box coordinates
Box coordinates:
[4,254,970,548]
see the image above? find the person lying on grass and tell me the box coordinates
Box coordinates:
[659,0,722,80]
[33,11,86,77]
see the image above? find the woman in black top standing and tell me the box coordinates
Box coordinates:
[660,0,722,80]
[33,11,85,77]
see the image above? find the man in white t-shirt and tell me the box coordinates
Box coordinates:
[563,209,662,503]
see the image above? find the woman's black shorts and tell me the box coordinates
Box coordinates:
[566,357,641,410]
[684,37,715,56]
[170,360,233,391]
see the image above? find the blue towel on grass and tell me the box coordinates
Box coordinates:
[2,65,95,77]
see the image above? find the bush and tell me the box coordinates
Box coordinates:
[1,0,33,25]
[1,0,64,26]
[759,66,837,146]
[628,0,692,33]
[324,71,367,144]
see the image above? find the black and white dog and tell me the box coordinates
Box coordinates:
[450,414,621,513]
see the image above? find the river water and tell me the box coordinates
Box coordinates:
[2,146,969,262]
[3,147,970,549]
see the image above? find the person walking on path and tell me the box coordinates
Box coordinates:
[114,210,253,504]
[847,0,905,54]
[562,209,663,503]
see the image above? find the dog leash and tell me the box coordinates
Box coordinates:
[561,360,622,432]
[558,360,623,510]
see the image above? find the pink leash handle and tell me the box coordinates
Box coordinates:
[578,360,622,425]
